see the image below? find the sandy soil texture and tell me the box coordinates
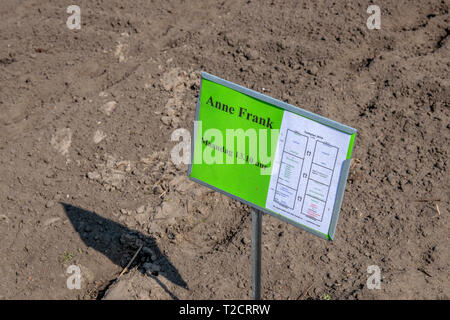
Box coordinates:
[0,0,448,300]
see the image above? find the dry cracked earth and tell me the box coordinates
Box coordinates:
[0,0,449,299]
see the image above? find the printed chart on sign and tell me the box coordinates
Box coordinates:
[266,111,352,236]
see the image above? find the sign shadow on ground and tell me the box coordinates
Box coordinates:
[61,202,188,299]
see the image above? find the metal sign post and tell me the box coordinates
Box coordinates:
[251,208,262,300]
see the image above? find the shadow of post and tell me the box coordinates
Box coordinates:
[61,203,188,299]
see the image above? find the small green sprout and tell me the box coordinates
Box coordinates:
[62,251,74,264]
[322,293,332,300]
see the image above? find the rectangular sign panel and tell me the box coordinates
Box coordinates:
[189,72,356,240]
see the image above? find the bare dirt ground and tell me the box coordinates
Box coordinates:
[0,0,449,300]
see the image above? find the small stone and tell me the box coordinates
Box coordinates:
[307,65,319,75]
[152,184,164,195]
[120,233,138,247]
[142,246,155,256]
[142,262,151,271]
[245,49,259,60]
[125,219,137,229]
[45,200,55,208]
[93,130,107,144]
[0,215,9,223]
[51,128,72,156]
[136,205,145,214]
[43,217,61,227]
[87,171,101,181]
[101,101,117,116]
[143,262,161,275]
[143,249,158,262]
[161,116,172,126]
[135,213,149,226]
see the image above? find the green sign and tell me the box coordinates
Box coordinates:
[189,72,356,240]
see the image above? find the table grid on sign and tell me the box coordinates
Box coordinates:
[300,141,339,222]
[273,130,308,211]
